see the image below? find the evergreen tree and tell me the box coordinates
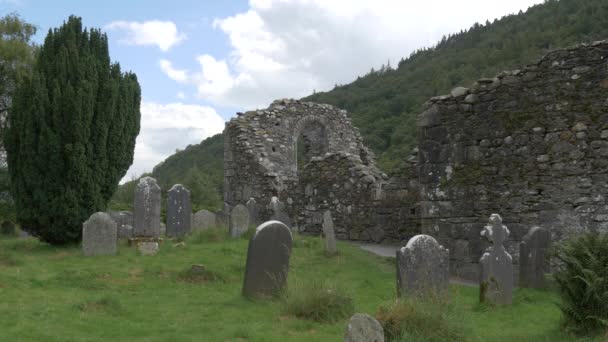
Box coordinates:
[5,16,141,244]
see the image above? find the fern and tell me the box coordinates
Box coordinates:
[554,232,608,335]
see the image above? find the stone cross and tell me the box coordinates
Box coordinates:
[82,212,117,256]
[479,213,513,305]
[166,184,192,238]
[344,313,384,342]
[242,220,293,298]
[322,210,337,255]
[269,196,291,228]
[134,176,161,238]
[229,204,250,238]
[397,234,449,297]
[192,209,216,232]
[519,226,551,288]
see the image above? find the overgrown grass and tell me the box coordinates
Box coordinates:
[281,279,354,323]
[0,233,603,341]
[376,294,469,341]
[187,226,228,244]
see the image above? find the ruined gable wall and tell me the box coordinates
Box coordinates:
[417,41,608,280]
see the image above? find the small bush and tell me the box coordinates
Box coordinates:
[177,265,225,283]
[554,232,608,335]
[376,295,469,342]
[188,227,228,244]
[281,279,354,323]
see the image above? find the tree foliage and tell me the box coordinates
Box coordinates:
[5,16,141,244]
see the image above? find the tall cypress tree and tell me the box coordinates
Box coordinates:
[4,16,141,244]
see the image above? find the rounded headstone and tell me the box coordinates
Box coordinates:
[397,234,449,296]
[192,210,216,232]
[242,221,293,298]
[82,212,118,256]
[230,204,250,238]
[344,313,384,342]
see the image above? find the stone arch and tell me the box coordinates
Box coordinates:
[291,115,330,172]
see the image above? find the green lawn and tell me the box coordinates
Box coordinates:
[0,232,600,341]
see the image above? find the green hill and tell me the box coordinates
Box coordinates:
[112,0,608,210]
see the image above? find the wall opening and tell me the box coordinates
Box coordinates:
[295,120,328,171]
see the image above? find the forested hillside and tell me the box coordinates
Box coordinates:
[112,0,608,209]
[306,0,608,169]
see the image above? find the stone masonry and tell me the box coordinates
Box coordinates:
[223,99,418,242]
[417,41,608,280]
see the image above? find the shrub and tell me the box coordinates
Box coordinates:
[554,232,608,335]
[376,295,468,342]
[281,279,354,323]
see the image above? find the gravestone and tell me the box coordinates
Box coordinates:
[0,220,15,236]
[396,234,449,297]
[137,241,159,256]
[166,184,192,238]
[479,214,513,305]
[519,226,551,288]
[134,177,161,238]
[344,313,384,342]
[322,210,337,254]
[269,196,291,228]
[242,221,293,298]
[246,198,260,226]
[160,222,166,237]
[216,202,230,227]
[229,204,250,238]
[192,210,216,232]
[82,212,117,256]
[107,211,134,239]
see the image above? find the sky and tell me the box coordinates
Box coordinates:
[1,0,544,182]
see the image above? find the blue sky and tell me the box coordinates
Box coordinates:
[1,0,544,181]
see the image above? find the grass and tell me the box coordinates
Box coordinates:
[0,233,603,341]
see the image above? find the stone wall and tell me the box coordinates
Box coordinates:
[417,41,608,279]
[223,99,417,242]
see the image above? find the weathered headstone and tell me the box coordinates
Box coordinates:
[519,226,551,288]
[269,196,291,228]
[82,212,117,256]
[246,198,260,226]
[0,220,15,236]
[160,222,166,237]
[479,214,513,305]
[134,177,161,238]
[242,220,293,298]
[322,210,337,255]
[192,210,217,232]
[107,211,134,239]
[396,234,449,297]
[166,184,192,238]
[229,204,250,238]
[137,241,159,256]
[344,313,384,342]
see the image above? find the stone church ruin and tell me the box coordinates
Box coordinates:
[224,40,608,280]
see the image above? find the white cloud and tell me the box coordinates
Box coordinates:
[176,91,186,99]
[167,0,543,109]
[122,101,224,182]
[160,59,188,82]
[106,20,185,51]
